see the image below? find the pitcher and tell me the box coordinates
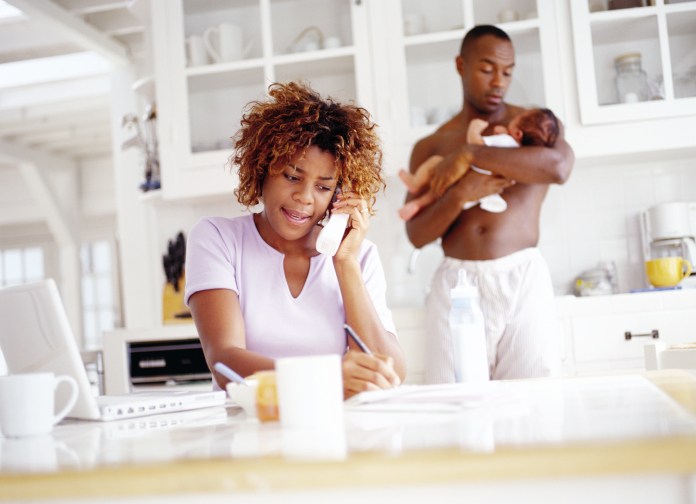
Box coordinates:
[204,23,252,63]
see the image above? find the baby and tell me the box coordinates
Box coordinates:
[399,107,559,221]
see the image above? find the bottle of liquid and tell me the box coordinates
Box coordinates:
[614,52,651,103]
[449,270,489,383]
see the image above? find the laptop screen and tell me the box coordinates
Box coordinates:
[0,279,102,419]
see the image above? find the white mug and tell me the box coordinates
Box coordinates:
[403,13,425,36]
[497,9,519,23]
[186,34,209,67]
[204,23,252,63]
[0,373,78,438]
[323,36,342,50]
[276,354,343,430]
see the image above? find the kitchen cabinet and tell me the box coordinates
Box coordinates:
[377,0,565,169]
[141,0,566,197]
[147,0,372,200]
[569,0,696,125]
[557,289,696,376]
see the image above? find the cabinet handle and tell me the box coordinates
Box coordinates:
[624,329,659,341]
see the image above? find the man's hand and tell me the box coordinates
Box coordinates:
[430,150,474,197]
[451,169,514,204]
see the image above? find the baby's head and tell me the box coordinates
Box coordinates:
[508,108,559,147]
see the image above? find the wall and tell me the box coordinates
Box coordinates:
[540,152,696,296]
[369,151,696,309]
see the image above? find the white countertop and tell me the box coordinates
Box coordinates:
[1,371,696,501]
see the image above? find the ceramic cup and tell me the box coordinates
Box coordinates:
[403,13,425,36]
[276,354,343,430]
[204,23,251,63]
[323,36,342,50]
[645,257,693,287]
[0,373,78,438]
[186,34,209,66]
[497,9,520,23]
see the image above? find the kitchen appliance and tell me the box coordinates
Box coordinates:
[641,201,696,288]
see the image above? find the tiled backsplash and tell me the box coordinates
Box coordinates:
[370,155,696,308]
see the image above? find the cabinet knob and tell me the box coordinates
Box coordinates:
[624,329,659,341]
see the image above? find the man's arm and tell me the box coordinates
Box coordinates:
[430,121,574,195]
[404,138,511,249]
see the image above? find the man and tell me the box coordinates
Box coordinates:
[404,25,575,383]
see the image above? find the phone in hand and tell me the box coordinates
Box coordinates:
[316,186,349,256]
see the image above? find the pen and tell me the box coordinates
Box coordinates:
[214,362,248,386]
[344,324,373,355]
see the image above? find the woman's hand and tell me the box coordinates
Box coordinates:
[342,350,401,399]
[330,191,370,262]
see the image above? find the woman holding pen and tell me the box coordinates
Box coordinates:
[185,82,405,398]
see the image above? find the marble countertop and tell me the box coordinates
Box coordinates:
[1,371,696,501]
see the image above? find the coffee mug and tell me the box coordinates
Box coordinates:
[0,373,78,438]
[403,13,425,36]
[204,23,252,63]
[498,9,520,23]
[276,354,343,430]
[645,257,693,287]
[186,35,209,67]
[323,36,342,50]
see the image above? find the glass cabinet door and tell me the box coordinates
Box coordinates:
[379,0,560,170]
[570,0,696,124]
[153,0,371,199]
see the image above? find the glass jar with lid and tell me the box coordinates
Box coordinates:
[614,52,651,103]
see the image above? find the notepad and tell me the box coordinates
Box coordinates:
[344,383,506,413]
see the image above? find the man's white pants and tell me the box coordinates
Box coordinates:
[425,248,561,383]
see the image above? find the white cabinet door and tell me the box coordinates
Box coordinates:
[569,0,696,125]
[560,290,696,375]
[571,309,694,362]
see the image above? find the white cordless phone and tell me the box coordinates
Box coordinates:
[316,188,349,256]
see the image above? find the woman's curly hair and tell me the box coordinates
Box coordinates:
[232,82,384,212]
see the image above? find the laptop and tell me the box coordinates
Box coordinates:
[0,279,225,421]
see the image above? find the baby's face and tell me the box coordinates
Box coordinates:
[507,110,537,143]
[507,113,526,143]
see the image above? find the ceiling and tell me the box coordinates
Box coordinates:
[0,0,146,164]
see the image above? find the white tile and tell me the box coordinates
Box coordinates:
[592,173,626,208]
[598,209,627,238]
[653,170,683,204]
[599,238,629,263]
[623,175,655,207]
[569,240,601,274]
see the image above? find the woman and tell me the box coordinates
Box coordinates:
[185,82,405,398]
